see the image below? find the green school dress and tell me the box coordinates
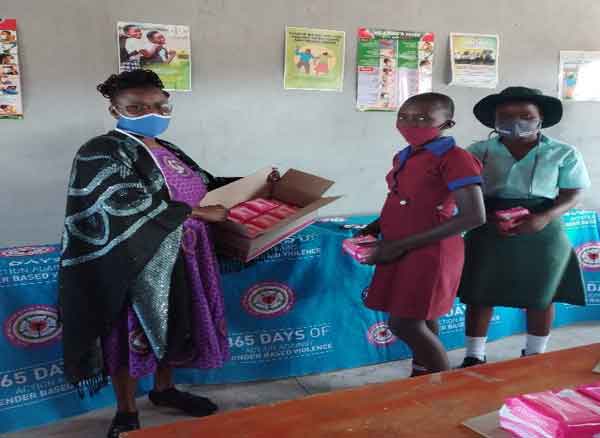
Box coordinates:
[458,135,591,309]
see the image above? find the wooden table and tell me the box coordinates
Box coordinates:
[127,344,600,438]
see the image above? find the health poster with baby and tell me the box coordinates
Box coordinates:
[449,33,499,89]
[0,18,23,120]
[117,22,191,91]
[356,28,434,112]
[559,51,600,102]
[284,26,345,92]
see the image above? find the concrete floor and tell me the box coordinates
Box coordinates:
[5,322,600,438]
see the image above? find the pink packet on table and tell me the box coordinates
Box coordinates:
[508,391,600,437]
[342,236,377,263]
[576,382,600,403]
[270,204,299,220]
[556,389,600,416]
[499,405,551,438]
[229,205,261,223]
[249,214,282,230]
[242,198,281,214]
[502,395,562,438]
[539,391,600,437]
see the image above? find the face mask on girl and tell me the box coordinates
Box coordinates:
[495,118,541,139]
[397,121,452,147]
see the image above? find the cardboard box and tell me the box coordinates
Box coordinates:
[201,167,340,262]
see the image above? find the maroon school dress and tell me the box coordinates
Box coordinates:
[364,136,482,320]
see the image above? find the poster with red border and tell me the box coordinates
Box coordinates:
[356,28,434,112]
[0,18,23,119]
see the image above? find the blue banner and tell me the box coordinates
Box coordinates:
[0,212,599,433]
[0,245,115,433]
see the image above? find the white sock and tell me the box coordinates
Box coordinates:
[525,334,550,355]
[465,336,487,361]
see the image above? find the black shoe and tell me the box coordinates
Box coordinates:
[522,349,539,357]
[459,356,487,368]
[107,412,140,438]
[410,368,432,377]
[149,387,218,417]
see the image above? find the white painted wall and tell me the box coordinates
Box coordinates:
[2,0,600,245]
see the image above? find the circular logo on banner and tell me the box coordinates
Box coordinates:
[128,329,150,355]
[4,305,62,348]
[0,246,56,257]
[576,243,600,271]
[367,322,397,346]
[162,156,191,177]
[242,282,295,318]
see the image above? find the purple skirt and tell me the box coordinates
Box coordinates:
[101,146,229,378]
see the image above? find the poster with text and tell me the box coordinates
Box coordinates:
[117,22,191,91]
[559,51,600,102]
[356,28,434,112]
[0,19,23,119]
[449,33,499,89]
[284,26,345,92]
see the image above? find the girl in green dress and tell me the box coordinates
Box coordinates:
[458,87,591,367]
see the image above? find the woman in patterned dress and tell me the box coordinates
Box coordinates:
[58,70,277,437]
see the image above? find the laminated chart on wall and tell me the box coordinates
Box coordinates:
[0,18,23,119]
[559,51,600,102]
[117,22,191,91]
[356,28,434,111]
[449,33,499,89]
[283,26,345,92]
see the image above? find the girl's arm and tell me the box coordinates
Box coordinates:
[358,218,380,237]
[400,185,485,249]
[541,188,583,219]
[363,185,485,265]
[511,188,582,235]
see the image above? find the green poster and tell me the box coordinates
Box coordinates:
[284,27,345,92]
[356,28,434,111]
[118,22,192,91]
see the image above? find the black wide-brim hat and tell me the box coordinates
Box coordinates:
[474,86,563,129]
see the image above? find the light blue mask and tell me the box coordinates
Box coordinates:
[495,118,541,139]
[116,112,171,138]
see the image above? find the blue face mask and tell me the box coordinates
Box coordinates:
[495,118,541,139]
[116,112,171,138]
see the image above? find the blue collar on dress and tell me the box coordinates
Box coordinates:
[396,136,456,168]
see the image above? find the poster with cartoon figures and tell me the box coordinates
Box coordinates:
[559,51,600,102]
[356,28,434,112]
[117,22,191,91]
[284,26,345,92]
[449,32,499,89]
[0,19,23,119]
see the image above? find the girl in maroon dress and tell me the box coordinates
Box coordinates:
[359,93,486,376]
